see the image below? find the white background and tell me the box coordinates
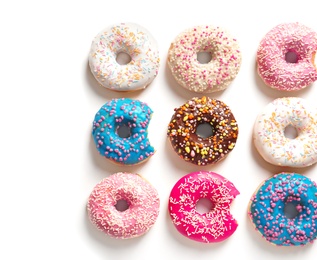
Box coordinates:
[1,0,317,259]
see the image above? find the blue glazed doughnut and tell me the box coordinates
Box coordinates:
[248,172,317,246]
[92,98,154,165]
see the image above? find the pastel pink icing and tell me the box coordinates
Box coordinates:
[257,22,317,91]
[168,171,239,243]
[87,172,160,239]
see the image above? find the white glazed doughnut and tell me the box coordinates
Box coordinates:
[253,97,317,167]
[89,23,160,92]
[167,25,242,93]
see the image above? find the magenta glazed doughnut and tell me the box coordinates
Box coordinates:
[167,25,241,93]
[87,172,160,239]
[257,22,317,91]
[168,171,239,243]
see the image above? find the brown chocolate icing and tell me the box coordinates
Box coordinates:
[167,96,238,166]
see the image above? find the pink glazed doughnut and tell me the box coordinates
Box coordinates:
[257,22,317,91]
[87,172,160,239]
[168,171,239,243]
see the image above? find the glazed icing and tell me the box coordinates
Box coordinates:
[257,22,317,91]
[169,171,239,243]
[87,172,160,239]
[167,96,238,166]
[248,172,317,246]
[89,22,160,91]
[253,97,317,167]
[167,25,241,93]
[92,98,154,165]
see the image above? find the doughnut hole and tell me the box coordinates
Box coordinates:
[284,125,298,139]
[196,123,214,139]
[116,124,132,138]
[114,199,130,212]
[285,50,299,63]
[197,52,212,64]
[116,51,132,65]
[284,201,300,219]
[196,198,215,214]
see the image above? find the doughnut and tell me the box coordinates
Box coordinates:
[167,25,241,93]
[253,97,317,167]
[92,98,154,165]
[248,172,317,246]
[87,172,160,239]
[169,171,239,243]
[167,96,238,166]
[89,22,160,92]
[257,22,317,91]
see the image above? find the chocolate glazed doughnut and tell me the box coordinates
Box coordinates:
[167,96,238,166]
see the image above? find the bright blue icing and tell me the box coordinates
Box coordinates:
[249,173,317,246]
[92,98,154,165]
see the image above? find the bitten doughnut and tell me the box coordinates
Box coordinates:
[253,97,317,167]
[167,25,241,93]
[87,172,160,239]
[169,171,239,243]
[248,172,317,246]
[257,22,317,91]
[167,96,238,166]
[89,22,160,91]
[92,98,154,165]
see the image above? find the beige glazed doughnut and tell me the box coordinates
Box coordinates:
[167,25,241,93]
